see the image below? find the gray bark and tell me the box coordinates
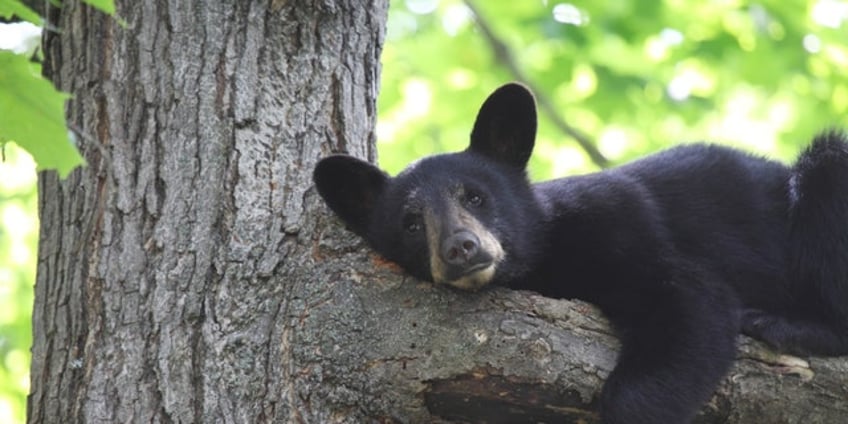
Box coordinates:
[31,0,385,422]
[29,0,848,423]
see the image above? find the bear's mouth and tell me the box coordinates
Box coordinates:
[463,262,492,276]
[441,259,493,282]
[444,262,497,291]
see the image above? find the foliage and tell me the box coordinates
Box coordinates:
[0,144,36,424]
[377,0,848,180]
[0,0,40,24]
[0,50,80,178]
[0,0,117,179]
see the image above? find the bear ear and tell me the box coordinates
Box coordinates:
[469,83,537,169]
[313,155,389,236]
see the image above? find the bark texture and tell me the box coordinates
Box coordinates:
[29,0,848,423]
[32,0,385,422]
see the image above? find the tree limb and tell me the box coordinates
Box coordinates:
[463,0,610,168]
[333,253,848,423]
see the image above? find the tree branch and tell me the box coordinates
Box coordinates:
[333,255,848,423]
[463,0,610,168]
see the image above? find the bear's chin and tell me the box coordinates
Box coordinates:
[442,264,497,292]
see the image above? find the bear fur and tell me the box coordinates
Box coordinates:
[313,83,848,423]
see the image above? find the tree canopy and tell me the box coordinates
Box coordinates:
[378,0,847,178]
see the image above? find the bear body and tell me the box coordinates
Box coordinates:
[313,83,848,423]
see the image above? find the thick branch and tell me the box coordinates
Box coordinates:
[463,0,609,168]
[332,253,848,423]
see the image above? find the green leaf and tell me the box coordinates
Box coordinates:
[0,0,42,25]
[0,51,84,178]
[82,0,115,15]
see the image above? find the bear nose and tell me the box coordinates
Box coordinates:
[441,231,480,265]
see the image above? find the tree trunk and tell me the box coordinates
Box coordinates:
[30,0,386,421]
[29,1,848,423]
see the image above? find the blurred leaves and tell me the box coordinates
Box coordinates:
[0,0,40,25]
[0,144,37,424]
[82,0,116,15]
[377,0,848,179]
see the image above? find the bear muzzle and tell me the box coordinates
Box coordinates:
[432,229,504,291]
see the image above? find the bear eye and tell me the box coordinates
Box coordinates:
[464,190,484,207]
[406,221,422,234]
[403,214,423,234]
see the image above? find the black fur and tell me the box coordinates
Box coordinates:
[313,83,848,423]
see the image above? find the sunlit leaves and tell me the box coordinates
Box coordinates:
[0,0,117,179]
[0,144,37,424]
[0,51,83,179]
[378,0,848,176]
[83,0,117,15]
[0,0,40,25]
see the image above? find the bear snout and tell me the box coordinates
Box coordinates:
[439,230,495,282]
[441,231,481,265]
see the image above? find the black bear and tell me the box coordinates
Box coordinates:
[313,83,848,423]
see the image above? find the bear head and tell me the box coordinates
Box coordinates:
[313,83,545,290]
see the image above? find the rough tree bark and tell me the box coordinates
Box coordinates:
[29,1,848,423]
